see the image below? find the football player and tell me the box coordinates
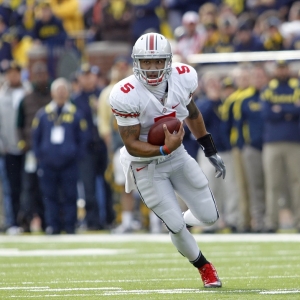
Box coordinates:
[109,33,226,288]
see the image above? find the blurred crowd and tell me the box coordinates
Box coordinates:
[1,0,300,73]
[0,0,300,235]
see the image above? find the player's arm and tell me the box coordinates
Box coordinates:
[185,99,226,179]
[118,124,161,157]
[118,122,184,158]
[184,99,208,139]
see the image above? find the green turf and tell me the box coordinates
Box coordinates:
[0,234,300,299]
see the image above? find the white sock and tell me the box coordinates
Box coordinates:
[122,211,133,228]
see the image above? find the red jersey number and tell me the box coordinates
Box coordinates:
[121,83,134,93]
[176,66,190,75]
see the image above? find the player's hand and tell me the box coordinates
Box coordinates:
[163,122,185,152]
[208,154,226,179]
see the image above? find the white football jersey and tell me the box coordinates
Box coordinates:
[110,62,198,143]
[109,62,198,192]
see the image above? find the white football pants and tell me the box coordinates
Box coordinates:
[130,145,219,261]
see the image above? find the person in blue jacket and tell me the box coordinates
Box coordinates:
[234,17,265,52]
[233,64,269,232]
[195,73,239,233]
[131,0,162,42]
[31,1,67,46]
[260,60,300,233]
[31,1,68,79]
[32,78,87,234]
[72,63,114,230]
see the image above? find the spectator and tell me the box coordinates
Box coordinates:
[280,1,300,50]
[0,133,13,232]
[83,0,104,41]
[233,64,269,232]
[248,0,294,20]
[174,11,206,62]
[0,14,13,72]
[49,0,85,51]
[234,16,265,52]
[31,1,68,47]
[220,65,255,232]
[131,0,162,42]
[214,12,237,53]
[17,61,52,233]
[100,0,134,43]
[0,61,31,234]
[5,27,33,69]
[201,21,219,53]
[260,60,300,233]
[221,0,246,16]
[50,0,84,36]
[196,73,239,233]
[32,78,87,234]
[162,0,185,32]
[31,1,68,79]
[10,0,36,34]
[198,2,218,27]
[72,63,114,230]
[262,16,284,51]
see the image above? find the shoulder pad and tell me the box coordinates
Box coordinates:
[172,62,198,90]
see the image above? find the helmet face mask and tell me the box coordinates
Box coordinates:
[132,33,173,86]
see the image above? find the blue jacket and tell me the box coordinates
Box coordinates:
[260,78,300,143]
[196,97,231,152]
[32,102,87,168]
[221,88,256,149]
[0,40,12,72]
[72,88,102,148]
[131,0,161,40]
[234,35,265,52]
[31,16,67,46]
[234,89,264,150]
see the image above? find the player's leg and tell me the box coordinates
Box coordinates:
[169,152,222,287]
[170,153,219,227]
[131,159,221,287]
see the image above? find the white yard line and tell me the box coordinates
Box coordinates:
[5,288,300,297]
[260,290,300,294]
[0,248,134,257]
[1,233,300,243]
[0,274,299,286]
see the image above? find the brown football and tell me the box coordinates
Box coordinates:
[147,117,181,146]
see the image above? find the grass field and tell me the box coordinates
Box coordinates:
[0,233,300,299]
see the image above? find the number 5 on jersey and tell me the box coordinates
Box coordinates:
[176,66,190,74]
[121,83,134,93]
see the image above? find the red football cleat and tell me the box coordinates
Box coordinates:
[198,263,222,288]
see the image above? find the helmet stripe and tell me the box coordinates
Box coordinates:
[149,33,155,50]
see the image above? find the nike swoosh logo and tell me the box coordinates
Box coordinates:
[136,166,147,172]
[172,103,180,109]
